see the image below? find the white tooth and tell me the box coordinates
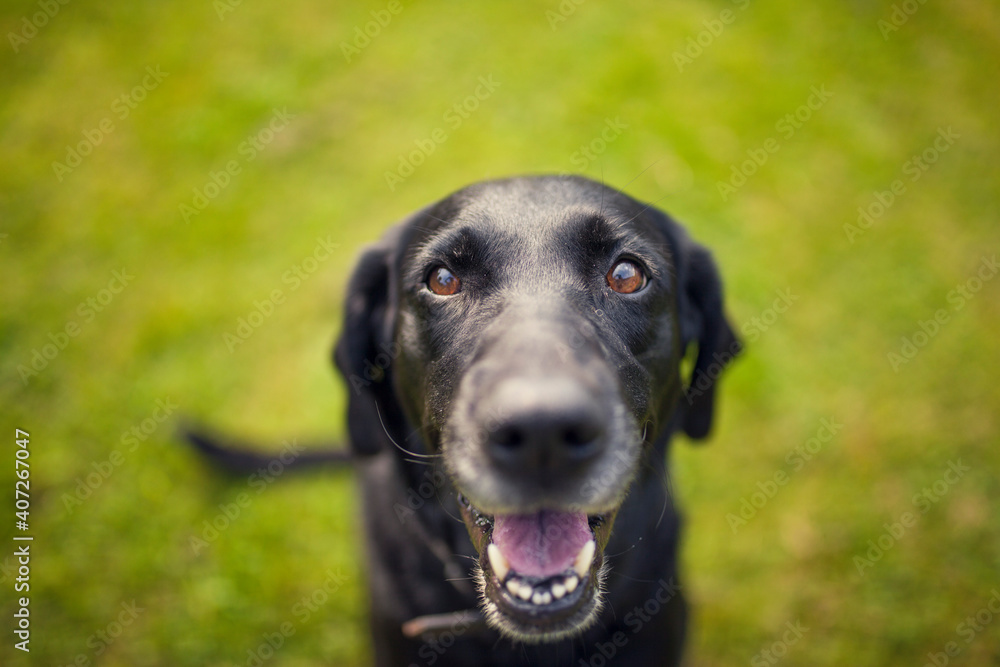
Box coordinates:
[551,582,566,599]
[540,591,552,605]
[517,583,533,601]
[506,580,520,596]
[573,540,596,578]
[564,575,579,593]
[532,590,547,605]
[487,544,509,582]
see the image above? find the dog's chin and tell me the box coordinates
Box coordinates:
[457,494,620,643]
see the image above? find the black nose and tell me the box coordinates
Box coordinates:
[481,377,607,473]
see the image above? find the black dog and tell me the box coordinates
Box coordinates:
[190,175,738,666]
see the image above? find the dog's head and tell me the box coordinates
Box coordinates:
[335,175,738,642]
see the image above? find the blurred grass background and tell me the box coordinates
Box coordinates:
[1,0,999,665]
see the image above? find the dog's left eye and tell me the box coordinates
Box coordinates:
[427,265,462,296]
[606,259,646,294]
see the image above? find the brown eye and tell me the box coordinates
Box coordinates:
[428,266,461,296]
[607,259,646,294]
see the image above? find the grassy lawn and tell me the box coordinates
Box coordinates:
[1,0,998,664]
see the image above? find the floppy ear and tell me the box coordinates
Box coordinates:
[332,225,406,456]
[676,240,740,439]
[647,208,740,440]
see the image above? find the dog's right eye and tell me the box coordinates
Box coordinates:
[427,265,462,296]
[606,259,646,294]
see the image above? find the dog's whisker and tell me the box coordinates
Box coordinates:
[622,159,661,190]
[603,543,638,559]
[437,499,466,526]
[655,486,671,530]
[599,165,606,219]
[375,400,439,460]
[648,460,670,532]
[422,213,452,226]
[605,598,617,622]
[402,457,433,466]
[620,193,671,228]
[654,496,668,531]
[608,571,655,584]
[654,456,677,533]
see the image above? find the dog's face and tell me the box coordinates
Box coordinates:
[336,176,737,643]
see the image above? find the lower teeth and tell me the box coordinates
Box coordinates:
[502,573,580,605]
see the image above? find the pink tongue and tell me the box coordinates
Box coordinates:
[492,510,592,578]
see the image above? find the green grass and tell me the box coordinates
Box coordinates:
[2,0,998,664]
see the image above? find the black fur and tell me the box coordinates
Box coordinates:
[189,175,738,666]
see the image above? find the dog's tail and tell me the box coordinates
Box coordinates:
[181,422,353,475]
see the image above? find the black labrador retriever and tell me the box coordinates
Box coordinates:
[189,175,739,666]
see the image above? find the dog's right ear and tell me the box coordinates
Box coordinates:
[333,224,406,456]
[642,204,740,441]
[676,240,741,440]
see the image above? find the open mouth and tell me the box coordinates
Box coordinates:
[457,494,618,642]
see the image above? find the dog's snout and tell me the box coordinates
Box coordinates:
[482,377,607,473]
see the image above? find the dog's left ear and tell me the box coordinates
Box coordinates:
[332,223,407,456]
[649,209,741,440]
